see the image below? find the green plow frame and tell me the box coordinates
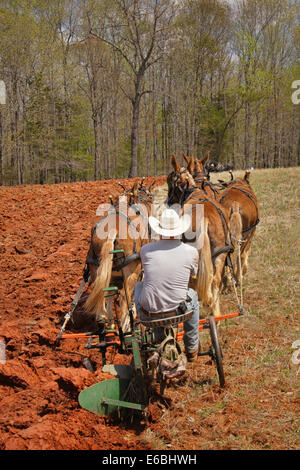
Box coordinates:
[78,248,148,418]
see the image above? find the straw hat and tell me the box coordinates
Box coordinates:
[149,208,191,237]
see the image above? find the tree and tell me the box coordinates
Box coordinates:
[87,0,175,177]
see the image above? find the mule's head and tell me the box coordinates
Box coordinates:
[167,154,196,206]
[244,170,251,184]
[138,177,156,200]
[182,153,196,175]
[194,151,210,179]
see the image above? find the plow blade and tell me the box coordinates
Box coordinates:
[78,378,146,417]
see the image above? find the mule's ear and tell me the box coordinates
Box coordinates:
[194,158,201,170]
[148,179,156,191]
[200,151,210,165]
[131,179,139,196]
[187,155,195,174]
[145,179,156,194]
[170,154,181,172]
[244,170,250,183]
[139,176,146,188]
[182,152,190,166]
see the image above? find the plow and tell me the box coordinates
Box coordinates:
[57,248,244,419]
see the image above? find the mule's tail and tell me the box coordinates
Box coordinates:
[229,201,243,278]
[230,201,243,241]
[84,229,117,319]
[196,218,214,307]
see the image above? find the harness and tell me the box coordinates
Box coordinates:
[185,190,234,259]
[86,191,153,272]
[168,177,235,276]
[219,185,260,234]
[193,170,208,180]
[192,169,226,200]
[197,179,220,200]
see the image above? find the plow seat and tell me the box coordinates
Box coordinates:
[138,310,193,328]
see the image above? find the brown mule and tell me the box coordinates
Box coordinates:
[167,154,233,317]
[217,171,260,288]
[182,152,221,200]
[84,180,155,331]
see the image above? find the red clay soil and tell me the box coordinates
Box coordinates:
[0,175,167,451]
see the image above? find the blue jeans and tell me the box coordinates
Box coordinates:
[134,282,199,353]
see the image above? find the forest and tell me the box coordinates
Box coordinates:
[0,0,299,185]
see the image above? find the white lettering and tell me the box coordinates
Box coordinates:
[0,339,5,364]
[291,340,300,365]
[291,80,300,104]
[146,454,198,465]
[0,80,5,104]
[102,455,136,467]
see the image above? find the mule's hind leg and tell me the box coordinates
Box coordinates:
[240,229,256,277]
[241,242,251,276]
[221,266,232,294]
[118,264,141,332]
[229,202,243,286]
[105,296,115,326]
[211,253,227,317]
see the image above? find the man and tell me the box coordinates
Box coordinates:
[134,208,200,362]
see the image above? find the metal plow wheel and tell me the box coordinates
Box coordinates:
[208,316,225,388]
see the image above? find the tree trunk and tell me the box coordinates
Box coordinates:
[93,115,101,180]
[273,80,279,168]
[254,109,259,168]
[128,94,140,178]
[297,117,300,167]
[152,71,157,175]
[244,102,251,169]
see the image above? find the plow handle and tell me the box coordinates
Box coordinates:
[56,313,71,342]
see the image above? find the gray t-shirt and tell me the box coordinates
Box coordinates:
[138,239,199,313]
